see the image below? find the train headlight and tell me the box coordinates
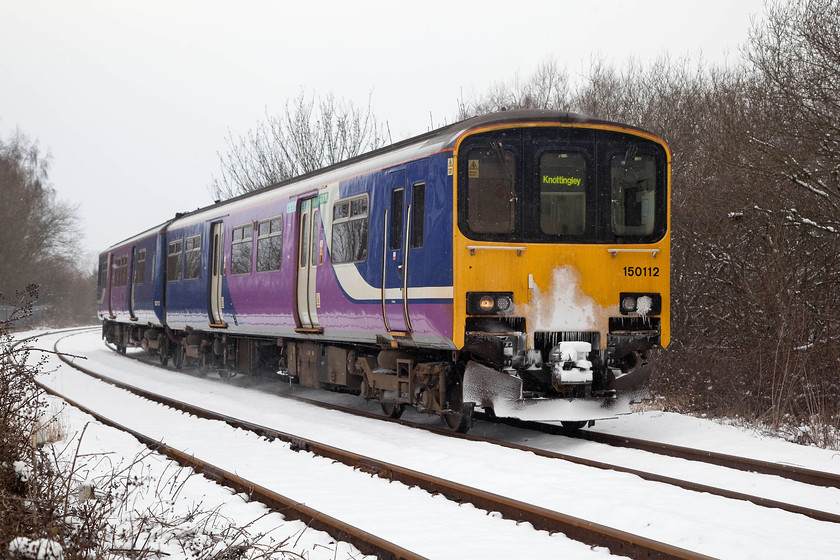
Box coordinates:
[619,293,662,316]
[467,292,515,315]
[479,295,495,312]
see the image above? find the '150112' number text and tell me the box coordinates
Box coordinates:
[623,266,659,277]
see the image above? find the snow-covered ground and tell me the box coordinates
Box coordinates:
[19,329,840,558]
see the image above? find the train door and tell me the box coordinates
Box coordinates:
[382,170,414,333]
[209,221,225,326]
[296,197,320,330]
[129,246,137,319]
[107,252,115,318]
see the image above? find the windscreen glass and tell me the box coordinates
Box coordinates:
[610,153,657,236]
[457,127,667,243]
[539,152,586,236]
[465,147,516,234]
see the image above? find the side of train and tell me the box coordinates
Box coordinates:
[97,110,671,431]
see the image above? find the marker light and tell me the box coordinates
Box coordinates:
[495,295,512,312]
[466,292,515,315]
[636,295,654,315]
[619,293,662,316]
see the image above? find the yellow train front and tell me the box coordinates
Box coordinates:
[452,112,670,426]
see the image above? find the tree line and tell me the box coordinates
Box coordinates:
[2,0,835,438]
[0,132,94,325]
[211,0,840,438]
[454,0,839,438]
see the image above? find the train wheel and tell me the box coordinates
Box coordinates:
[443,402,474,433]
[560,421,586,432]
[381,401,406,419]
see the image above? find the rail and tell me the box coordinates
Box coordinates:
[46,335,722,560]
[80,337,840,524]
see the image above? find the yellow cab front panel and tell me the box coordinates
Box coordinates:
[451,117,671,422]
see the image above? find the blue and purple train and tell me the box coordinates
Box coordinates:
[98,110,671,431]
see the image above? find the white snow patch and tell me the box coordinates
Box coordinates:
[8,537,63,560]
[522,265,615,338]
[635,295,653,316]
[15,328,840,559]
[13,460,32,483]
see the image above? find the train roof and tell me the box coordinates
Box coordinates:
[178,110,659,212]
[102,110,663,252]
[226,109,653,194]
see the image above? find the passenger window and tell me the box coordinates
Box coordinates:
[184,235,201,280]
[466,147,516,234]
[113,255,129,286]
[97,254,108,302]
[135,249,146,285]
[331,195,369,263]
[167,240,182,282]
[231,224,253,275]
[411,183,425,248]
[299,214,309,268]
[539,152,587,235]
[311,209,319,267]
[390,188,403,250]
[334,201,349,220]
[611,154,657,236]
[257,216,283,272]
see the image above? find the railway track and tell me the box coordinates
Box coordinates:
[38,380,716,560]
[11,330,400,558]
[501,417,840,490]
[102,336,840,492]
[64,330,840,528]
[34,381,424,560]
[24,329,840,559]
[46,332,714,560]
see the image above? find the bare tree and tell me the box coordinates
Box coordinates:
[743,0,840,233]
[0,133,80,292]
[0,130,91,324]
[456,58,572,119]
[451,4,840,436]
[210,90,391,200]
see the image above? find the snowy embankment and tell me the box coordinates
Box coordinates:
[22,329,840,558]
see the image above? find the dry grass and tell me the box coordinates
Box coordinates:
[1,297,328,559]
[31,404,68,448]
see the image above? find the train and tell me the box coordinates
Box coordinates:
[97,109,671,432]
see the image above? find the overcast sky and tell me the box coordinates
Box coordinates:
[1,0,767,264]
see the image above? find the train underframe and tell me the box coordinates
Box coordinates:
[102,317,659,433]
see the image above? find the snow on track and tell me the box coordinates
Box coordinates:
[37,331,625,559]
[38,330,840,559]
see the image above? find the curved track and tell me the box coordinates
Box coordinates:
[109,337,840,485]
[24,329,840,559]
[45,332,715,560]
[35,378,424,560]
[71,331,840,527]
